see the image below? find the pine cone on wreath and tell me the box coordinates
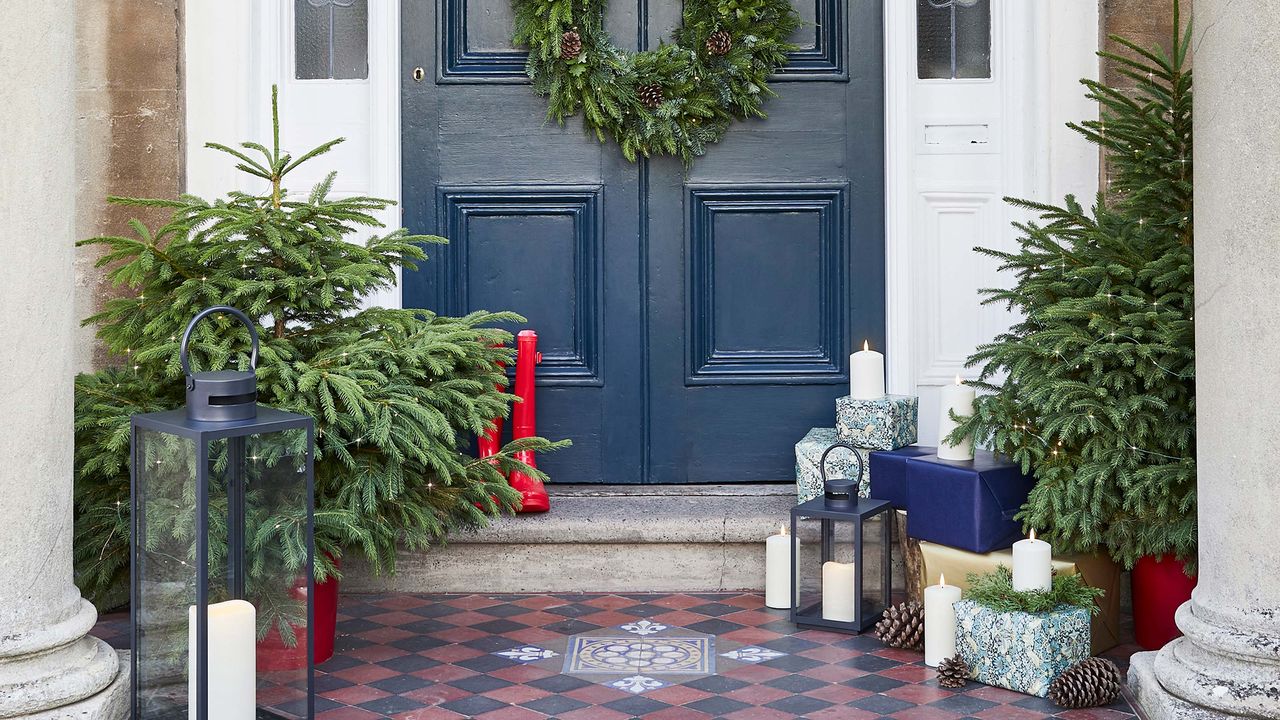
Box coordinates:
[560,29,583,60]
[1048,657,1123,709]
[936,655,970,689]
[705,29,732,56]
[637,83,665,109]
[873,601,924,650]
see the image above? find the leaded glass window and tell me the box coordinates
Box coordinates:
[917,0,991,80]
[295,0,369,80]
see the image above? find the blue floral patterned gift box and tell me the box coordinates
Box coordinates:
[953,600,1091,697]
[794,428,870,502]
[835,394,918,450]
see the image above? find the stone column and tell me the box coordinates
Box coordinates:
[0,2,129,718]
[1127,1,1280,718]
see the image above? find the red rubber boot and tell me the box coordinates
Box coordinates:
[474,358,506,511]
[478,358,505,461]
[508,330,550,513]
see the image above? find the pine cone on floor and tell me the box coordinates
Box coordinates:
[937,655,970,689]
[637,83,665,109]
[1048,657,1123,709]
[560,29,582,60]
[705,29,732,56]
[873,601,924,650]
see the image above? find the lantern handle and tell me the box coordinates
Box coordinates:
[179,306,260,377]
[818,442,865,485]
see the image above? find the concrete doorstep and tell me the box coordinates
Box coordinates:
[346,484,903,594]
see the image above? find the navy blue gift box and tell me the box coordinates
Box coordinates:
[868,445,936,509]
[903,451,1035,554]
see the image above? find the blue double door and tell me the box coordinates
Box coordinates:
[402,0,884,483]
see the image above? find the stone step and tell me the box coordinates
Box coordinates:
[346,484,903,594]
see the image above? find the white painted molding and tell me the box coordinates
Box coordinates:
[184,0,255,198]
[882,0,915,396]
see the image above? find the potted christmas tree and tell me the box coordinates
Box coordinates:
[73,88,566,656]
[954,6,1194,649]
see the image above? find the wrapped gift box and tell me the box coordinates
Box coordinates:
[867,445,936,509]
[835,394,918,450]
[903,451,1034,553]
[954,600,1091,697]
[911,540,1121,654]
[795,428,869,503]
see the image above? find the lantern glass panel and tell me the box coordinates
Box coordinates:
[860,513,890,621]
[133,422,314,720]
[134,428,204,718]
[793,519,858,624]
[239,428,313,716]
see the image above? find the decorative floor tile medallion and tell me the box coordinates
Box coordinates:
[493,645,558,662]
[721,646,786,663]
[565,636,712,674]
[608,674,669,694]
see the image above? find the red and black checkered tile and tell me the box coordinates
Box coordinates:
[93,592,1142,719]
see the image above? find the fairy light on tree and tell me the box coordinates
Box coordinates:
[950,8,1194,570]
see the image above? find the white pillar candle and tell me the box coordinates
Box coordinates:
[850,340,886,400]
[765,526,794,609]
[189,599,256,720]
[937,375,976,461]
[924,573,962,667]
[1012,529,1054,592]
[821,561,857,622]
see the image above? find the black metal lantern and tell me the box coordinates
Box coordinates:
[130,306,316,720]
[790,443,893,633]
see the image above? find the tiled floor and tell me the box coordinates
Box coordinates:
[94,592,1141,719]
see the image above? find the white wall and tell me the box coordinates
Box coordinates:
[884,1,1099,445]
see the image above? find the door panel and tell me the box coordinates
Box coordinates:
[402,0,883,483]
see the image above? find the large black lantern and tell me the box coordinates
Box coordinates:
[130,306,316,720]
[790,443,893,633]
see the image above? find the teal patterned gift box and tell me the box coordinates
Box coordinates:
[794,428,870,502]
[835,394,918,450]
[953,600,1091,697]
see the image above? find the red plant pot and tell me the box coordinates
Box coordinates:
[1131,554,1196,650]
[255,568,339,671]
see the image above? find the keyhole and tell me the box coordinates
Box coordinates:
[412,67,425,82]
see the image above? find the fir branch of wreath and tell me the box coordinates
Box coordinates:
[511,0,801,165]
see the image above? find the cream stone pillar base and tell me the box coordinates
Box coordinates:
[1129,600,1280,719]
[4,651,129,720]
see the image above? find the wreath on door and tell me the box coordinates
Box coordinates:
[511,0,800,164]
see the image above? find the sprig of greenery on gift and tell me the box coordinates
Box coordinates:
[951,3,1194,570]
[73,88,569,611]
[965,566,1104,616]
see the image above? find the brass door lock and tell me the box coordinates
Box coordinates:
[412,67,425,82]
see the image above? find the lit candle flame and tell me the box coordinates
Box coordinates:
[779,525,788,536]
[1029,528,1037,541]
[863,339,870,352]
[954,374,962,385]
[939,573,946,586]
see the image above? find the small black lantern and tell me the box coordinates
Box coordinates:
[790,443,893,633]
[130,306,316,720]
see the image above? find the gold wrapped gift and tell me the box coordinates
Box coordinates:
[910,539,1123,654]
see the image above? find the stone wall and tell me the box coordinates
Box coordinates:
[1102,0,1188,87]
[74,0,182,371]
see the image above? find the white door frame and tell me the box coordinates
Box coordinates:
[882,1,1099,433]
